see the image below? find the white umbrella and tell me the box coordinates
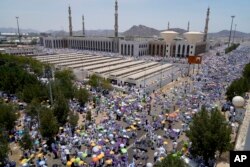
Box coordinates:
[146,162,153,167]
[64,149,70,154]
[39,161,46,166]
[120,143,125,148]
[92,146,99,153]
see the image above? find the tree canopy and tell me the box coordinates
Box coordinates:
[54,69,76,99]
[225,43,240,54]
[0,53,48,102]
[0,103,17,132]
[226,62,250,100]
[53,91,69,125]
[0,128,9,162]
[88,74,100,88]
[154,154,187,167]
[39,107,59,139]
[88,74,112,90]
[19,129,33,151]
[186,107,232,164]
[76,87,89,107]
[68,111,79,128]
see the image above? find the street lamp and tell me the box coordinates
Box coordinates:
[228,15,235,47]
[16,16,21,43]
[232,24,237,44]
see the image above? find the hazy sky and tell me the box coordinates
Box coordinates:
[1,0,250,33]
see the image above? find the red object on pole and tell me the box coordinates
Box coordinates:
[188,56,202,64]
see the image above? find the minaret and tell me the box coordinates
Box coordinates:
[203,7,210,42]
[82,15,85,37]
[187,21,190,32]
[68,5,73,36]
[168,22,170,30]
[114,0,119,53]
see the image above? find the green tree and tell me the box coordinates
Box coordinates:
[226,77,248,101]
[101,78,112,90]
[243,63,250,82]
[86,110,92,122]
[0,103,17,132]
[68,112,79,128]
[54,69,76,99]
[25,99,41,119]
[0,128,9,162]
[40,107,59,139]
[88,74,100,88]
[19,129,33,151]
[53,92,69,125]
[76,87,89,107]
[187,107,232,164]
[154,154,187,167]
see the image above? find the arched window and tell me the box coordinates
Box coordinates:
[182,45,186,57]
[149,44,152,55]
[131,45,134,56]
[124,44,127,55]
[187,45,190,56]
[121,44,123,55]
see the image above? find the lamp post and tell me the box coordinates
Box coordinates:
[15,16,21,43]
[228,15,235,47]
[232,24,237,44]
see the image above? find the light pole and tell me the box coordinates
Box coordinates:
[228,15,235,47]
[15,16,21,43]
[232,24,237,44]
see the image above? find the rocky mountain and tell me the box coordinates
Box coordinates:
[123,25,160,37]
[1,26,250,38]
[0,27,39,33]
[208,30,250,38]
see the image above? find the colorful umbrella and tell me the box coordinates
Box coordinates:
[105,159,113,165]
[75,157,81,163]
[66,161,72,166]
[82,152,88,158]
[20,159,28,165]
[79,160,85,165]
[70,158,75,162]
[121,148,127,154]
[92,146,99,153]
[92,157,99,162]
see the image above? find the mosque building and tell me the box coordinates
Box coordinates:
[41,0,210,58]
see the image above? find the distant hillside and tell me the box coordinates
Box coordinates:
[122,25,188,37]
[1,27,249,38]
[209,30,250,38]
[44,30,116,37]
[123,25,160,37]
[0,27,39,33]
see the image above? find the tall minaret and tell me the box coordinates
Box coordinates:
[187,21,190,32]
[82,15,85,37]
[68,5,73,36]
[114,0,119,53]
[203,7,210,42]
[167,22,170,30]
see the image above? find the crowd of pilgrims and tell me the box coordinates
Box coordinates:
[4,45,250,167]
